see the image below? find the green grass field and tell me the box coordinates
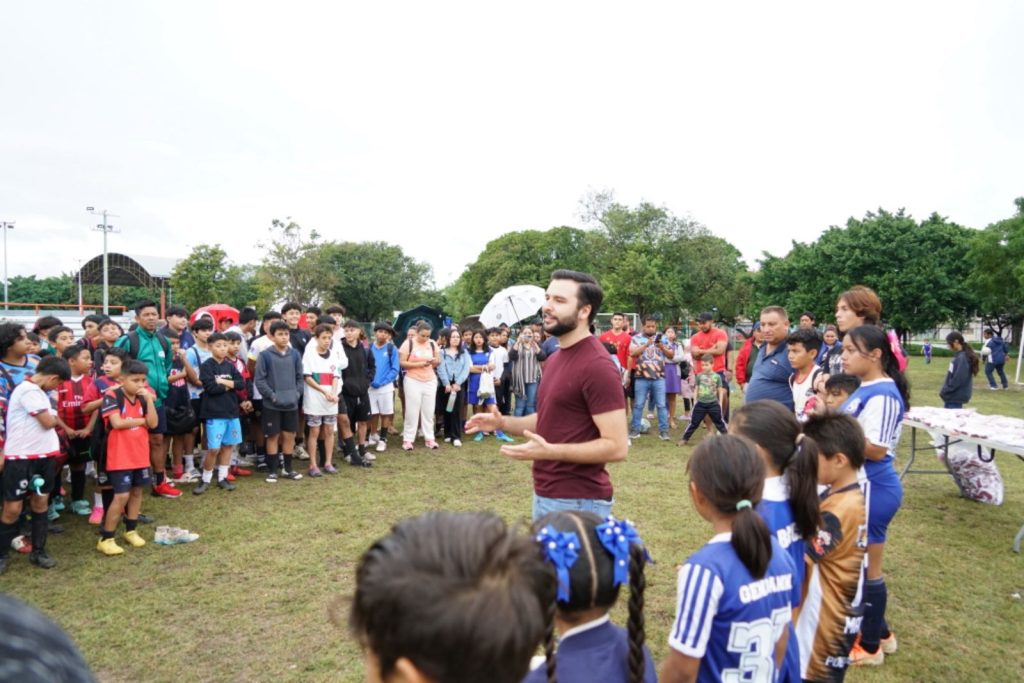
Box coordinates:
[2,357,1022,682]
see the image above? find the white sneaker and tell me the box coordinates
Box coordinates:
[368,434,379,445]
[364,452,377,461]
[452,439,462,448]
[376,439,387,453]
[294,444,310,460]
[185,468,202,483]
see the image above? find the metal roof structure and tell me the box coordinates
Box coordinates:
[76,253,181,288]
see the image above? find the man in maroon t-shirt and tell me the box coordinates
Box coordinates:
[467,270,628,520]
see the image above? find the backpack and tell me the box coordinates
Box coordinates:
[126,330,172,363]
[90,387,147,482]
[678,358,692,380]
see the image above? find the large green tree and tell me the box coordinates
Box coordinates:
[966,197,1024,338]
[254,220,336,309]
[753,209,976,336]
[321,241,434,321]
[170,244,230,311]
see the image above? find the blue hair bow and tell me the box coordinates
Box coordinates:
[595,516,650,587]
[536,525,580,602]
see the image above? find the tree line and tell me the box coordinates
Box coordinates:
[13,195,1023,340]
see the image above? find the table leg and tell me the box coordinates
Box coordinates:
[900,426,917,480]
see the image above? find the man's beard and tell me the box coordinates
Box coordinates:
[544,314,579,338]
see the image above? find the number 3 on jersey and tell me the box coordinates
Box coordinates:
[721,607,791,683]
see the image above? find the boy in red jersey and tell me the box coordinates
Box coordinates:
[55,344,100,516]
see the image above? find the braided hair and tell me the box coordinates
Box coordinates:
[534,511,649,683]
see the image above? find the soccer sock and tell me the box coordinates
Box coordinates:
[344,437,357,456]
[283,454,293,473]
[71,469,86,501]
[860,576,888,653]
[184,455,195,471]
[0,520,17,558]
[379,428,387,442]
[30,512,47,552]
[266,453,278,474]
[217,465,229,482]
[201,469,213,484]
[100,529,115,540]
[172,464,184,479]
[93,492,103,508]
[125,518,138,532]
[155,471,166,485]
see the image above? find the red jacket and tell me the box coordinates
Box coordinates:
[735,337,758,386]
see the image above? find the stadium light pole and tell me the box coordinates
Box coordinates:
[87,207,119,315]
[0,221,13,310]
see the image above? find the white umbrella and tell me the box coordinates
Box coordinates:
[478,285,545,327]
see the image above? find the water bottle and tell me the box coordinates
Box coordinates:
[446,389,457,413]
[30,474,46,496]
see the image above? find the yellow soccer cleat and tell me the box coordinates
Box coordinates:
[97,537,125,556]
[122,530,146,548]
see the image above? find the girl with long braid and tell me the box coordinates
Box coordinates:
[524,511,655,683]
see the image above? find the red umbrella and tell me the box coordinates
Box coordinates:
[189,304,240,330]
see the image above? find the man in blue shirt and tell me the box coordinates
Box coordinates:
[744,306,795,412]
[982,328,1009,390]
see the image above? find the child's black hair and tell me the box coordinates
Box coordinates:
[161,328,181,341]
[315,315,334,328]
[104,346,129,365]
[239,307,258,325]
[32,316,62,334]
[46,325,74,344]
[945,331,980,376]
[191,317,214,333]
[36,355,71,381]
[534,511,649,683]
[688,434,772,577]
[348,511,554,683]
[731,401,821,541]
[787,327,823,353]
[268,320,290,336]
[845,325,911,406]
[98,318,121,331]
[61,343,91,362]
[305,305,322,315]
[486,327,501,337]
[802,412,866,469]
[470,330,488,353]
[123,359,149,377]
[82,313,105,328]
[0,322,27,358]
[325,304,346,316]
[207,332,227,345]
[281,302,302,315]
[312,324,333,338]
[824,373,861,395]
[26,331,40,344]
[165,305,189,319]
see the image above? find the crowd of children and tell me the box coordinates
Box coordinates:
[2,284,918,681]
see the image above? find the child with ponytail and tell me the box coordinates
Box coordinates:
[525,511,656,683]
[348,511,555,683]
[838,325,909,666]
[939,331,979,408]
[731,399,822,682]
[661,434,797,683]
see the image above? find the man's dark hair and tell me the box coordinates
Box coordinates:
[984,328,994,337]
[801,311,817,323]
[802,412,866,469]
[824,373,861,395]
[165,305,189,319]
[82,314,104,328]
[281,302,303,315]
[325,304,346,316]
[269,320,290,336]
[32,316,62,334]
[612,311,627,319]
[47,326,74,343]
[262,311,283,323]
[239,307,258,325]
[550,269,603,325]
[123,359,149,377]
[61,343,90,361]
[642,315,658,324]
[0,325,26,360]
[208,332,228,345]
[787,327,823,353]
[191,317,214,333]
[36,355,71,381]
[305,305,322,315]
[133,300,158,316]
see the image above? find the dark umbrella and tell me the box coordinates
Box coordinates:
[392,304,446,341]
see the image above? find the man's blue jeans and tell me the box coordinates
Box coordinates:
[984,362,1008,389]
[632,377,668,433]
[532,493,613,521]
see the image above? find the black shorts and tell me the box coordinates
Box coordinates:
[148,404,167,435]
[109,467,152,494]
[251,398,263,416]
[263,407,298,437]
[344,392,371,424]
[66,436,92,465]
[2,458,57,501]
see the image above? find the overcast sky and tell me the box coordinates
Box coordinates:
[2,2,1022,290]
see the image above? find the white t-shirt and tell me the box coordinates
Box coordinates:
[5,382,59,459]
[248,335,288,400]
[489,345,509,379]
[790,367,822,421]
[186,345,213,400]
[302,342,347,416]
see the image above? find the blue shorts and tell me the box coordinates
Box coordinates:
[109,467,152,494]
[865,479,903,544]
[532,494,614,522]
[206,418,243,448]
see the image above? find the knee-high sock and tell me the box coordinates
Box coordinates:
[860,576,888,652]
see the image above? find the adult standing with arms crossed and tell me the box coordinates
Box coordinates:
[466,270,629,520]
[744,306,796,412]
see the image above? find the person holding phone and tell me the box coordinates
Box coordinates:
[629,315,674,440]
[509,328,546,417]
